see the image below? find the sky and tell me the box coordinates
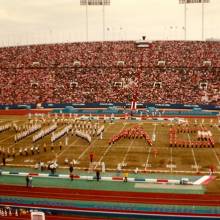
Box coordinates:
[0,0,220,47]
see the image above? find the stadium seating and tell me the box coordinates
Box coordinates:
[0,41,219,105]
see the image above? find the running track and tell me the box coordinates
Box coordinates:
[1,184,220,207]
[0,214,115,220]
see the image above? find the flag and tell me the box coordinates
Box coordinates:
[131,100,137,110]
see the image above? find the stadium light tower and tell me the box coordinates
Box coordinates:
[80,0,111,41]
[179,0,210,41]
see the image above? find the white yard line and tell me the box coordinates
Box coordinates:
[94,123,127,169]
[144,147,152,170]
[94,144,113,169]
[191,148,198,172]
[152,123,157,135]
[55,138,79,159]
[143,123,157,170]
[0,134,15,143]
[188,133,198,172]
[77,123,112,161]
[212,149,220,167]
[151,123,157,141]
[97,129,150,170]
[187,133,192,145]
[121,139,135,165]
[77,136,99,161]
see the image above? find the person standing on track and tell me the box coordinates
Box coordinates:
[96,169,100,181]
[26,175,29,187]
[123,172,128,182]
[69,162,74,181]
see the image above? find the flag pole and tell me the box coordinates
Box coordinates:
[202,0,204,40]
[86,0,88,41]
[102,0,105,41]
[184,0,187,41]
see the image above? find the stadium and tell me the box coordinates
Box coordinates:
[0,0,220,219]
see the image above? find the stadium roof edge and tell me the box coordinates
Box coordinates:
[0,39,219,49]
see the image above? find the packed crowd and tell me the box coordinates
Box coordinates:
[1,41,220,68]
[0,67,219,105]
[0,40,219,105]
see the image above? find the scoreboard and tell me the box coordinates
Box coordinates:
[179,0,210,3]
[80,0,110,5]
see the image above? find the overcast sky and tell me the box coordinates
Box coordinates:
[0,0,220,47]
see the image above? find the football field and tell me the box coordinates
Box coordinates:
[0,115,220,174]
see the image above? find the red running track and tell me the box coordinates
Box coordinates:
[0,214,115,220]
[0,184,220,207]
